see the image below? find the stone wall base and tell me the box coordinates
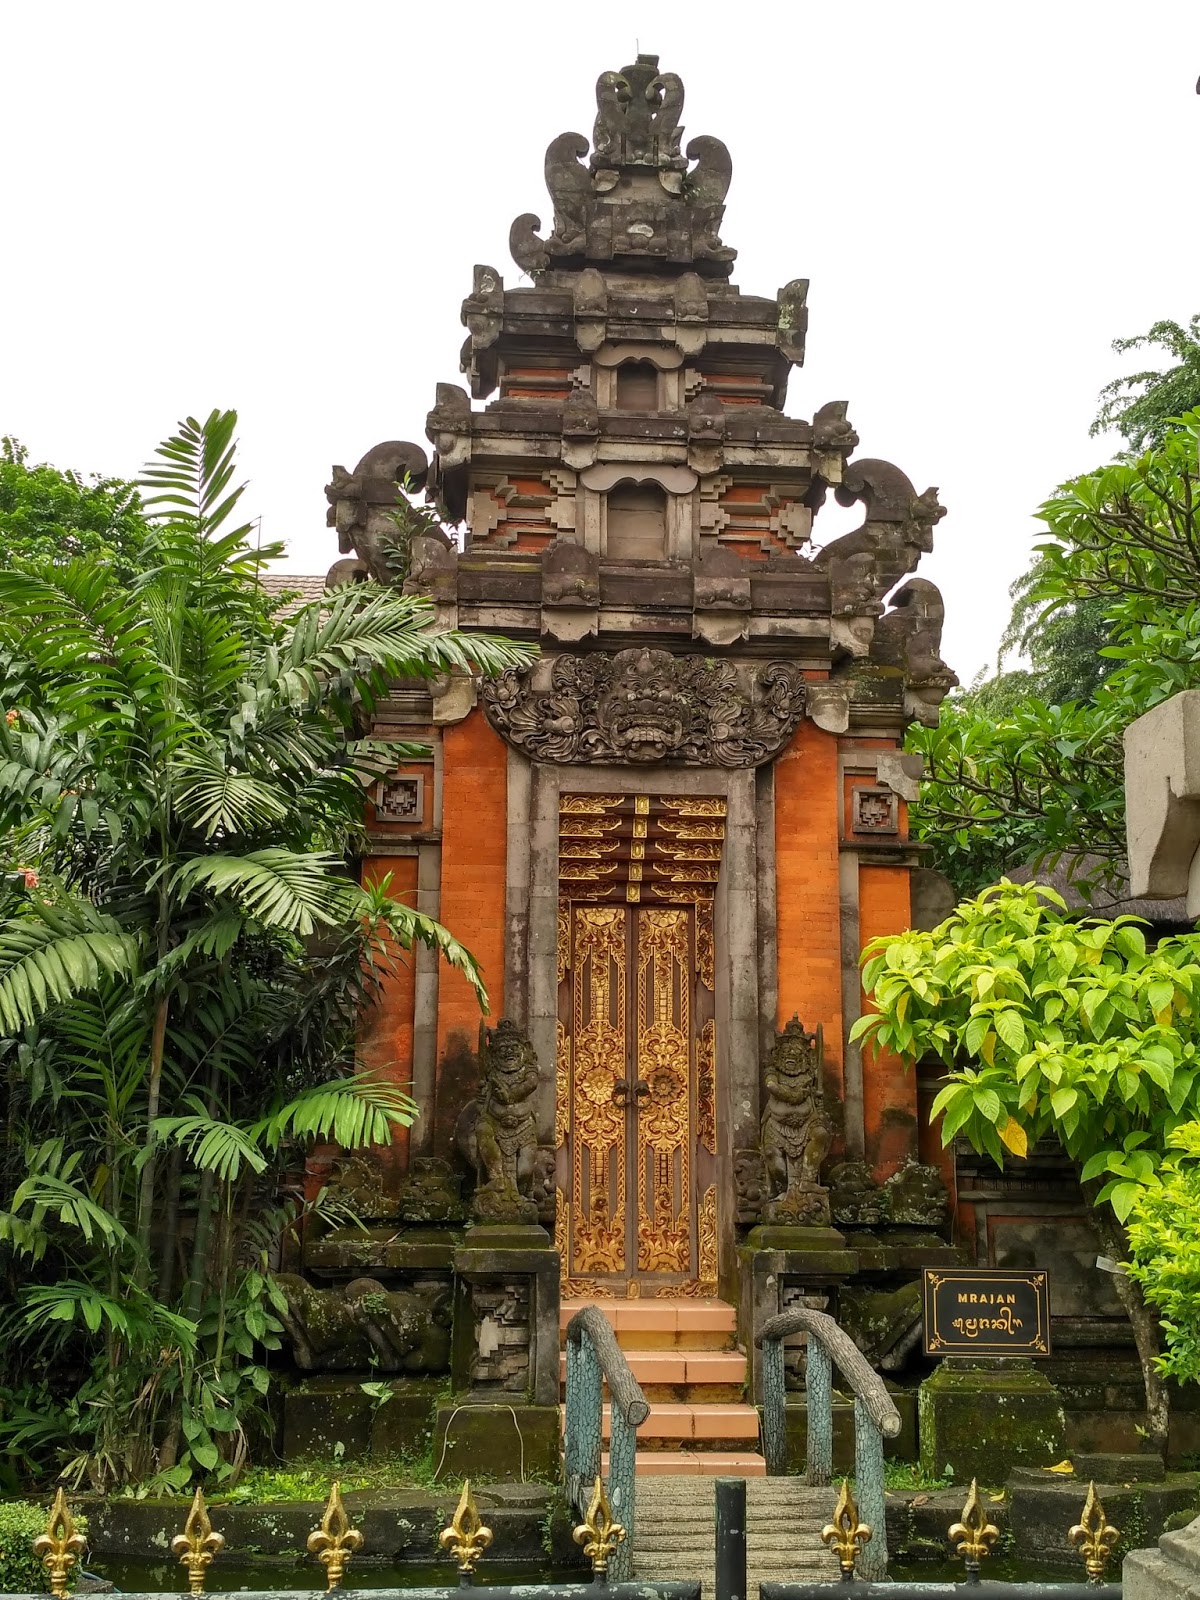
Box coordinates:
[433,1402,561,1481]
[919,1357,1066,1483]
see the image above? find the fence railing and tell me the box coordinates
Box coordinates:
[563,1306,650,1584]
[714,1476,1122,1600]
[18,1478,700,1599]
[757,1307,901,1581]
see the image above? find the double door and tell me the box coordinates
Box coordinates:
[555,900,717,1296]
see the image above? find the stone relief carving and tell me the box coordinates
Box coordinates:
[276,1273,451,1373]
[455,1019,541,1223]
[509,53,735,278]
[884,1157,950,1228]
[482,649,807,768]
[760,1017,833,1226]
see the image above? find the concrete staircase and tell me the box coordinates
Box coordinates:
[634,1477,838,1597]
[559,1296,765,1476]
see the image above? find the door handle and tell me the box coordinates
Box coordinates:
[611,1079,650,1105]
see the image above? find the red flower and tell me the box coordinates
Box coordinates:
[22,870,39,889]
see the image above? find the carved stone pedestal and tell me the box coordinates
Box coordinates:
[436,1224,561,1479]
[918,1357,1066,1485]
[739,1224,857,1402]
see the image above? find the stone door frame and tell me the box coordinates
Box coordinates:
[505,755,769,1297]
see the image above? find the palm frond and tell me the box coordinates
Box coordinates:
[146,1103,268,1183]
[173,751,291,837]
[361,879,488,1009]
[9,1173,131,1248]
[139,410,252,542]
[250,1072,418,1151]
[272,585,535,704]
[0,910,141,1032]
[171,848,356,935]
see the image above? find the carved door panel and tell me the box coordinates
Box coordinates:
[556,899,718,1297]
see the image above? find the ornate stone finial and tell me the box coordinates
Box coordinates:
[949,1480,999,1578]
[821,1479,872,1581]
[33,1489,86,1600]
[572,1475,627,1577]
[1069,1482,1119,1586]
[456,1019,540,1223]
[591,56,685,176]
[509,58,735,277]
[306,1482,363,1591]
[439,1481,494,1578]
[760,1017,832,1225]
[171,1488,226,1594]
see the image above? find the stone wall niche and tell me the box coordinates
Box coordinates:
[606,481,668,559]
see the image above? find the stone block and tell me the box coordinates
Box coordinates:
[432,1402,561,1482]
[1008,1472,1200,1573]
[1126,1516,1200,1600]
[774,1384,917,1473]
[282,1376,439,1462]
[1125,690,1200,908]
[918,1358,1067,1485]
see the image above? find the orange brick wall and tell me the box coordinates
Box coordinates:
[775,720,844,1106]
[433,710,508,1155]
[358,854,419,1178]
[859,862,918,1179]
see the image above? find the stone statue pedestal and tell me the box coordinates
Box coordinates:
[739,1224,857,1402]
[918,1356,1066,1484]
[435,1224,561,1480]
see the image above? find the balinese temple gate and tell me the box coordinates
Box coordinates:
[294,55,968,1479]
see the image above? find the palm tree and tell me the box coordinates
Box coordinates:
[0,411,533,1488]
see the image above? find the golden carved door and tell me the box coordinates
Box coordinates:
[556,899,718,1297]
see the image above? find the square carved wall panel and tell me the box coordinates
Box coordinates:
[375,774,424,824]
[852,785,898,835]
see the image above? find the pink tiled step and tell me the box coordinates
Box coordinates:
[602,1449,768,1477]
[559,1347,746,1394]
[563,1401,760,1444]
[560,1297,737,1350]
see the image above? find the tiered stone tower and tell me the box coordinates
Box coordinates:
[310,54,959,1478]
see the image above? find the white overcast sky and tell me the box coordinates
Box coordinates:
[4,1,1198,686]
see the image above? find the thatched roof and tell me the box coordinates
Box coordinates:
[1007,854,1192,927]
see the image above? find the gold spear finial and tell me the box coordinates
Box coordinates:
[949,1479,999,1575]
[306,1482,364,1592]
[821,1479,872,1581]
[572,1476,627,1579]
[171,1487,226,1595]
[439,1482,494,1579]
[1069,1482,1120,1587]
[33,1488,87,1600]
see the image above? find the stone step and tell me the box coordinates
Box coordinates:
[561,1297,737,1351]
[633,1479,837,1596]
[560,1347,746,1398]
[603,1449,768,1476]
[567,1401,760,1446]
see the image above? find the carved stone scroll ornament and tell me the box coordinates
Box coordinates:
[815,459,947,613]
[482,649,806,768]
[324,440,439,585]
[276,1273,451,1373]
[760,1017,833,1225]
[455,1019,541,1224]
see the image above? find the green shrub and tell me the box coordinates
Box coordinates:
[0,1500,87,1595]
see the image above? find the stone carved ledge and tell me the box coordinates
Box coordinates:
[482,647,806,767]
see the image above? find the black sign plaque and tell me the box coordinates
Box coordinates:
[922,1268,1051,1357]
